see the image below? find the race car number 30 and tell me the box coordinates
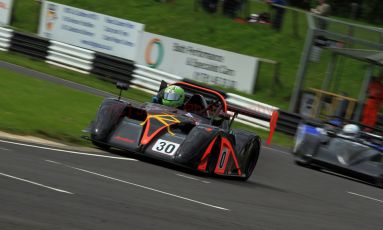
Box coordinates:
[152,139,180,156]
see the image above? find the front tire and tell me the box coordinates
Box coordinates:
[239,138,260,181]
[91,99,126,144]
[233,129,261,181]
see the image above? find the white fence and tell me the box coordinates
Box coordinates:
[46,41,95,74]
[0,27,12,51]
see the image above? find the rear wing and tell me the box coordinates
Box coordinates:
[228,103,279,145]
[170,80,280,144]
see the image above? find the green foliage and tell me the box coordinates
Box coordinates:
[11,0,41,32]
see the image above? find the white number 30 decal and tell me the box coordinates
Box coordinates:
[152,139,180,156]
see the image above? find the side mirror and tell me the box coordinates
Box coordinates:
[116,82,129,90]
[116,82,129,101]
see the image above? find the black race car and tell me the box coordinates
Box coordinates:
[85,81,265,180]
[293,119,383,187]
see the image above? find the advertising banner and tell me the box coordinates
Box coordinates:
[0,0,13,25]
[137,32,258,93]
[38,1,144,60]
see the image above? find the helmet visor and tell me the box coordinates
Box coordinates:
[163,92,181,101]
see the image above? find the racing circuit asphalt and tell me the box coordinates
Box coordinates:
[0,61,382,230]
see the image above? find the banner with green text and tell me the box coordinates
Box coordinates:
[137,32,259,93]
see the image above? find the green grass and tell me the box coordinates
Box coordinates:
[0,67,103,145]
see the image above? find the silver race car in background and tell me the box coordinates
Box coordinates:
[293,119,383,187]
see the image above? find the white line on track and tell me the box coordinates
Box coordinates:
[262,146,291,155]
[0,147,10,151]
[0,139,137,161]
[0,172,74,194]
[347,191,383,204]
[175,174,211,184]
[46,160,229,211]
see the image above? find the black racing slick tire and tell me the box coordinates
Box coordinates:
[91,99,126,144]
[240,139,260,181]
[233,129,261,181]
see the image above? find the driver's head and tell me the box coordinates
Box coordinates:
[162,85,185,108]
[342,124,360,137]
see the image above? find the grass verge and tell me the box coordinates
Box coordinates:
[0,51,152,103]
[0,67,103,145]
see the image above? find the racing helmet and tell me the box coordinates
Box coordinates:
[342,124,360,137]
[162,85,185,108]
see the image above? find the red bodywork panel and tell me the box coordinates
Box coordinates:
[197,136,242,176]
[197,137,218,172]
[214,136,241,176]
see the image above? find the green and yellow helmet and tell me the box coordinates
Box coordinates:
[162,85,185,108]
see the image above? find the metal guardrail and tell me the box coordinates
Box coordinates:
[9,31,50,59]
[46,41,95,74]
[226,93,277,116]
[131,64,182,92]
[277,110,302,135]
[91,53,135,82]
[0,27,12,51]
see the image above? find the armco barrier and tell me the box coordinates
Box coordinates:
[276,110,302,135]
[91,53,135,82]
[0,27,12,51]
[9,31,50,59]
[226,93,277,116]
[46,41,95,74]
[132,64,182,92]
